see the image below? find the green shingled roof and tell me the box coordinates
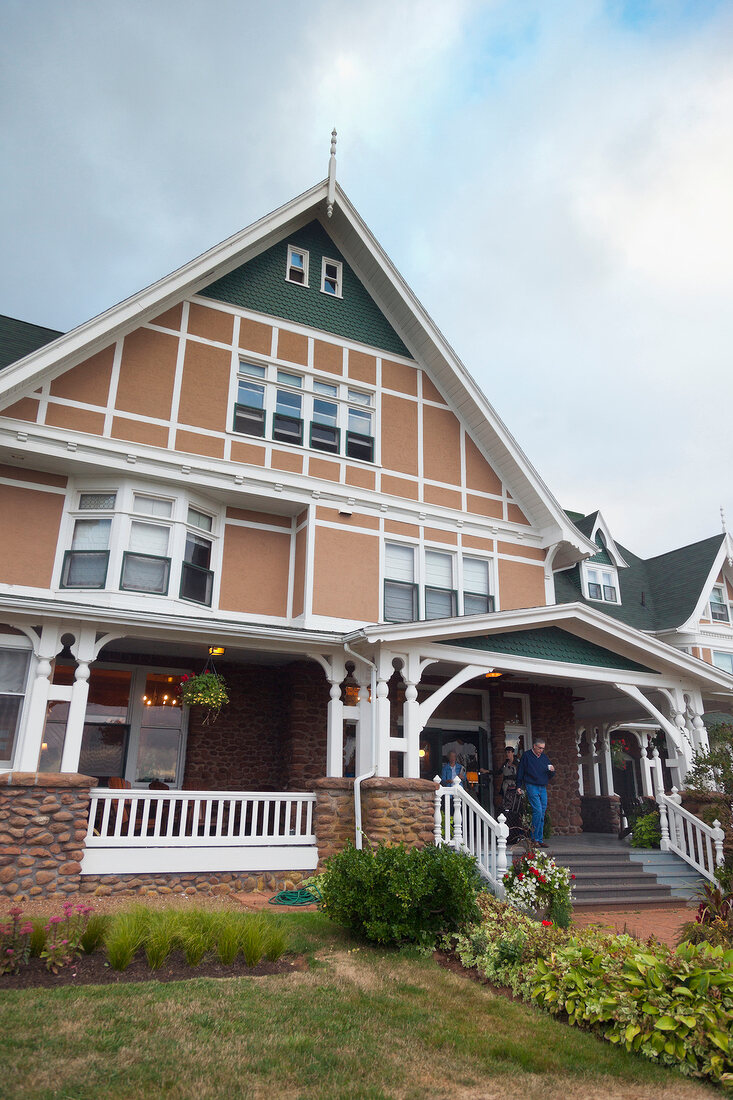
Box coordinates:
[200,220,411,358]
[445,626,656,673]
[557,510,724,631]
[0,314,63,371]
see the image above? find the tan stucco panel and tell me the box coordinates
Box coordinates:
[292,526,306,617]
[317,508,380,530]
[45,404,105,435]
[49,347,114,407]
[0,484,64,586]
[277,329,308,365]
[421,374,445,404]
[498,542,546,562]
[239,318,272,356]
[177,341,231,432]
[385,520,420,538]
[345,465,375,490]
[424,528,457,545]
[465,436,503,495]
[348,350,376,385]
[187,303,233,346]
[381,395,418,476]
[226,507,291,528]
[313,340,343,375]
[381,474,419,499]
[116,329,179,419]
[0,464,66,488]
[150,304,183,331]
[498,559,546,611]
[231,440,266,466]
[309,457,341,482]
[219,525,290,617]
[313,527,379,621]
[422,405,461,485]
[702,648,712,664]
[382,359,417,396]
[0,398,40,422]
[507,502,530,526]
[111,417,169,448]
[424,484,462,510]
[272,449,303,474]
[175,430,225,459]
[466,494,503,519]
[463,534,494,551]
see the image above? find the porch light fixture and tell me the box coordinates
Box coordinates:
[208,646,226,656]
[484,671,502,678]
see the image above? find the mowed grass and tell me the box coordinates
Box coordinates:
[0,913,719,1100]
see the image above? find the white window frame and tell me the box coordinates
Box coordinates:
[708,584,732,624]
[382,540,495,623]
[232,358,376,463]
[286,245,309,287]
[320,257,343,298]
[503,692,532,751]
[582,562,620,604]
[712,650,733,674]
[0,636,32,769]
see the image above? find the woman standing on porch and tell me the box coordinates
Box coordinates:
[516,739,555,848]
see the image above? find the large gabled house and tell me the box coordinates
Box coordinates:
[0,149,730,901]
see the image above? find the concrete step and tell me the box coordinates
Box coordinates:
[573,893,687,909]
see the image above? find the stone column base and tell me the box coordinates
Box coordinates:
[311,777,436,866]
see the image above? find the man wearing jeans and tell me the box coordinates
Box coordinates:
[516,739,555,847]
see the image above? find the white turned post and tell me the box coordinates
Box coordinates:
[657,794,671,851]
[403,681,421,779]
[575,731,584,797]
[639,733,653,798]
[496,812,509,885]
[712,820,725,868]
[374,678,391,777]
[651,746,664,796]
[452,777,463,850]
[16,655,55,771]
[669,786,684,849]
[602,731,615,798]
[60,660,91,773]
[355,683,371,776]
[591,731,601,795]
[433,777,442,846]
[326,681,344,777]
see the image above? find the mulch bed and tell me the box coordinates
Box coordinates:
[0,950,307,990]
[432,949,521,1002]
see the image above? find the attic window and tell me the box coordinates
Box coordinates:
[583,564,619,604]
[286,245,309,286]
[321,257,342,297]
[710,585,731,623]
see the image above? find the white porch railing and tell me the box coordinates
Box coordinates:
[81,788,318,876]
[434,777,509,898]
[657,788,726,883]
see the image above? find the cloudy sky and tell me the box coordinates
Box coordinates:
[2,0,732,557]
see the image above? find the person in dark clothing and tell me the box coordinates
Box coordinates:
[516,739,554,846]
[499,745,518,806]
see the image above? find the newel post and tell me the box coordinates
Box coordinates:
[496,812,509,885]
[657,793,671,851]
[712,820,725,868]
[433,776,442,846]
[451,776,463,851]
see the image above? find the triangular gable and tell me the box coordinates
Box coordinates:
[201,220,410,358]
[444,626,656,673]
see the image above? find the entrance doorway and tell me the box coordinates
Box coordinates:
[419,727,493,813]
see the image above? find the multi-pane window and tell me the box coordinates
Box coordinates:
[321,257,343,297]
[180,508,214,606]
[0,647,30,765]
[709,585,730,623]
[712,651,733,674]
[61,493,116,588]
[585,565,618,603]
[384,545,494,623]
[286,245,309,286]
[120,495,173,595]
[233,363,375,462]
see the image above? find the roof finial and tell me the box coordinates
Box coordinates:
[327,128,337,218]
[722,506,727,536]
[723,507,733,567]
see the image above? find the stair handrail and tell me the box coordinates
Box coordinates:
[657,788,725,882]
[433,776,509,898]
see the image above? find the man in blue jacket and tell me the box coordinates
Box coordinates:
[516,739,555,847]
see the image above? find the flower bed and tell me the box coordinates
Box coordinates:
[447,894,733,1087]
[502,849,574,927]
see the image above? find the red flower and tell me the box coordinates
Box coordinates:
[570,874,576,880]
[181,675,189,683]
[539,876,546,884]
[517,872,524,880]
[203,669,211,674]
[541,920,553,927]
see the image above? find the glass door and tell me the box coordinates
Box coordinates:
[127,672,185,787]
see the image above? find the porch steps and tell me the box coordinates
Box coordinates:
[545,835,701,910]
[628,849,707,901]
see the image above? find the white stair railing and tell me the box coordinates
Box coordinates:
[434,776,509,898]
[657,788,725,882]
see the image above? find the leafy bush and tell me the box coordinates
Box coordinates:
[630,811,661,849]
[0,908,34,974]
[319,841,482,947]
[678,881,733,950]
[40,902,94,973]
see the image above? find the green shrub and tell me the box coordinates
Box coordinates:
[29,918,47,958]
[104,909,148,971]
[80,914,110,955]
[630,811,661,848]
[262,919,288,962]
[320,841,482,947]
[215,915,241,965]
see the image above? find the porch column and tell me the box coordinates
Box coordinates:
[326,681,344,778]
[601,728,615,798]
[355,681,372,776]
[651,746,665,795]
[575,729,584,797]
[402,681,421,779]
[590,730,601,795]
[15,625,65,771]
[638,732,654,798]
[60,626,107,774]
[374,677,391,777]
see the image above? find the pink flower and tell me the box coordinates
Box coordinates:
[5,948,13,955]
[20,923,33,935]
[49,915,63,924]
[8,907,23,918]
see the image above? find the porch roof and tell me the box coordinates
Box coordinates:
[444,626,656,675]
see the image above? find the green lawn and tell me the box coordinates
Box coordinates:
[0,913,718,1100]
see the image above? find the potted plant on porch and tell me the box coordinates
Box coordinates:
[502,850,575,926]
[179,669,229,724]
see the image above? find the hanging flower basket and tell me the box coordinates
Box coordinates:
[179,670,229,724]
[611,738,629,770]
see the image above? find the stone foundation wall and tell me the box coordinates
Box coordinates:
[311,777,436,867]
[78,870,307,898]
[0,773,95,899]
[581,794,621,834]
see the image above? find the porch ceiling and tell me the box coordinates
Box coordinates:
[98,636,319,668]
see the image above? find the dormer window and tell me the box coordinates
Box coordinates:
[710,585,731,623]
[286,245,309,286]
[321,257,342,297]
[584,565,618,604]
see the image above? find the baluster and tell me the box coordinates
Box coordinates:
[100,796,112,839]
[305,797,314,838]
[704,832,713,876]
[203,798,213,838]
[215,798,225,839]
[126,796,139,838]
[295,798,303,837]
[113,796,125,838]
[433,777,442,846]
[712,820,725,868]
[657,795,671,851]
[496,813,509,890]
[153,797,164,837]
[452,777,463,850]
[191,798,202,838]
[140,797,151,838]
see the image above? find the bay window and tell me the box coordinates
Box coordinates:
[61,493,115,588]
[0,646,31,766]
[180,507,214,606]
